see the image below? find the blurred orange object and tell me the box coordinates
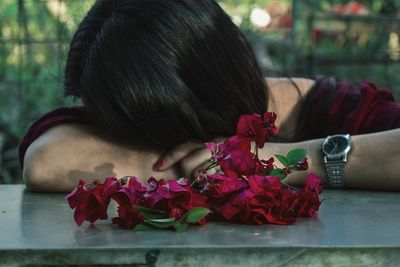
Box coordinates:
[266,1,292,29]
[330,1,369,15]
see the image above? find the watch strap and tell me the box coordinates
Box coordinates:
[324,159,346,188]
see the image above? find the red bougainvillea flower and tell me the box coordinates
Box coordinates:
[255,157,275,176]
[157,179,189,199]
[134,178,210,223]
[166,187,210,223]
[98,177,146,229]
[218,136,251,157]
[113,177,210,228]
[236,112,278,148]
[205,136,251,163]
[296,190,321,218]
[236,113,267,148]
[100,177,133,205]
[264,189,299,225]
[127,176,148,205]
[144,178,189,209]
[205,136,253,178]
[169,208,185,219]
[111,204,144,229]
[217,175,298,225]
[218,189,253,221]
[66,177,137,226]
[219,149,257,177]
[294,173,323,217]
[247,175,281,193]
[204,174,247,199]
[263,112,279,136]
[298,157,309,170]
[143,177,164,208]
[66,180,109,226]
[190,189,210,208]
[304,172,323,194]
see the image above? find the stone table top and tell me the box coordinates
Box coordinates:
[0,185,399,267]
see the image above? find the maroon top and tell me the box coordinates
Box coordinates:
[296,77,400,140]
[18,78,400,168]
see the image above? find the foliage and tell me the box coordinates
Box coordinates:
[0,0,92,139]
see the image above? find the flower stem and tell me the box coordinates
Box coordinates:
[253,145,259,159]
[205,162,218,171]
[190,178,199,188]
[280,181,297,190]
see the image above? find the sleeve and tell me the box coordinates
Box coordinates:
[296,77,400,140]
[18,107,87,168]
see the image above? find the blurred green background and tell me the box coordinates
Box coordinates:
[1,0,400,184]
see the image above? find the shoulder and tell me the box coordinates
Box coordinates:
[22,123,97,190]
[264,77,315,141]
[265,77,315,99]
[19,107,87,167]
[24,123,116,166]
[23,123,100,162]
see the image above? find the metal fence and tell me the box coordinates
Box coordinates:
[0,0,93,183]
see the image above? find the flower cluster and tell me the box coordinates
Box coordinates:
[67,112,322,231]
[66,176,210,231]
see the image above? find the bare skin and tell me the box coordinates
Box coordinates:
[22,78,400,192]
[23,124,177,192]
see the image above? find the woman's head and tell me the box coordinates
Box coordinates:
[64,0,267,148]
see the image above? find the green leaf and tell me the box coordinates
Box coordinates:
[274,154,289,167]
[132,205,166,219]
[133,223,156,231]
[149,218,176,222]
[269,168,287,180]
[184,208,210,224]
[173,221,189,232]
[287,149,308,166]
[145,218,176,228]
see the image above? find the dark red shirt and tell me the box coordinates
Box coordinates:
[296,77,400,140]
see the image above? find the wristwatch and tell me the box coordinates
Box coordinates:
[321,134,352,188]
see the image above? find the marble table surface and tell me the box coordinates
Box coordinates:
[1,185,399,267]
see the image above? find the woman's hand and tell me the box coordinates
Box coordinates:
[153,138,225,179]
[155,138,320,185]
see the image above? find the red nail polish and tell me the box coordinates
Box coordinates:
[153,160,164,171]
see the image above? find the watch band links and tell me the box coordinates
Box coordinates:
[325,160,346,188]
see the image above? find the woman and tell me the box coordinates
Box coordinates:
[20,0,400,192]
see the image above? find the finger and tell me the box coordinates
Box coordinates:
[179,148,213,178]
[281,172,306,187]
[153,141,204,171]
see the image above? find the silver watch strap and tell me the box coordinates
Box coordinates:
[325,160,346,188]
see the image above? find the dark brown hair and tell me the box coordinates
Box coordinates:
[64,0,267,148]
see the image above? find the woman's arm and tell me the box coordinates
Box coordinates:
[155,128,400,191]
[23,124,179,192]
[262,128,400,191]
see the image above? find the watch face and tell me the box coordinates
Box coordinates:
[322,134,351,159]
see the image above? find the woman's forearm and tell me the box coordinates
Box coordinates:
[261,129,400,191]
[23,124,178,192]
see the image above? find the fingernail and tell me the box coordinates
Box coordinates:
[153,160,164,171]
